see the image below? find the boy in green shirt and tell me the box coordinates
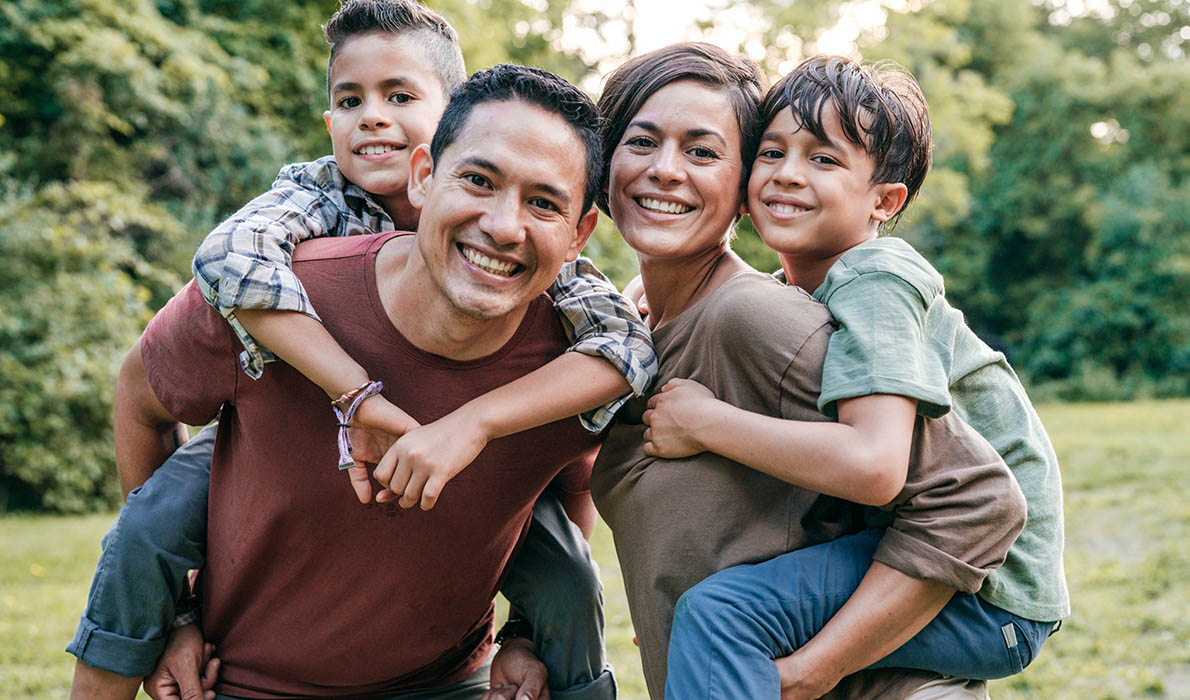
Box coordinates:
[649,56,1067,699]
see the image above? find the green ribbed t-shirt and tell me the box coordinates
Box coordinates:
[810,237,1070,622]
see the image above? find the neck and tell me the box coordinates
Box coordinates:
[778,254,835,295]
[638,245,751,330]
[375,238,528,360]
[378,191,420,232]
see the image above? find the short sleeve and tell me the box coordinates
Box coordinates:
[139,280,242,425]
[818,271,952,419]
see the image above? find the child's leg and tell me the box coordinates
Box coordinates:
[665,528,1057,700]
[66,424,215,677]
[869,592,1057,679]
[498,491,616,700]
[665,529,883,700]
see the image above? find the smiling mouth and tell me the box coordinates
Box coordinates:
[459,244,523,277]
[354,144,403,155]
[767,201,811,216]
[636,197,693,215]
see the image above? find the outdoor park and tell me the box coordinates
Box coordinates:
[1,0,1188,698]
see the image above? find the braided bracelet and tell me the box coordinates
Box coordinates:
[331,380,383,470]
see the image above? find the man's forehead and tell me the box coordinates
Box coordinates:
[447,100,586,191]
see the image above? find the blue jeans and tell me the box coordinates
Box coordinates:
[67,423,614,699]
[665,529,1056,700]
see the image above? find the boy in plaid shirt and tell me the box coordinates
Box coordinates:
[68,2,652,698]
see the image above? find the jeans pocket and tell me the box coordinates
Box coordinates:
[1009,620,1044,671]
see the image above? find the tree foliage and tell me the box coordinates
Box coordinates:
[1,0,1186,510]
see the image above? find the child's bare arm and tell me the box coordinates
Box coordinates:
[372,352,629,511]
[643,380,915,506]
[774,562,953,700]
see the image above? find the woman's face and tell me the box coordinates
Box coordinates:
[608,80,745,262]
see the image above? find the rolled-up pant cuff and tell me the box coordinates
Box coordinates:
[66,615,166,678]
[551,665,617,700]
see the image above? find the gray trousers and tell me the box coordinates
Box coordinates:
[68,423,615,698]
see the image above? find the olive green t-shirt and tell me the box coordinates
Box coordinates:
[811,237,1070,622]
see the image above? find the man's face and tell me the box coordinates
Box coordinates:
[324,32,448,230]
[407,99,597,321]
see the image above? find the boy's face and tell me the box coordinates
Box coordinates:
[747,104,906,272]
[406,99,597,322]
[324,32,449,230]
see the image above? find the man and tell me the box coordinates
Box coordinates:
[80,64,606,700]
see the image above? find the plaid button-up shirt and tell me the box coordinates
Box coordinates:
[192,157,655,430]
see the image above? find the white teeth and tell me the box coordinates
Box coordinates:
[769,202,809,215]
[637,197,693,215]
[461,246,519,277]
[356,144,397,155]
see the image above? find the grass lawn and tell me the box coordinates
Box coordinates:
[3,400,1188,699]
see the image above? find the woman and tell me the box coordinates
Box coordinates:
[588,43,1019,700]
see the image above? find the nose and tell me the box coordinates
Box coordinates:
[645,141,685,185]
[358,98,390,131]
[478,193,526,247]
[773,156,806,187]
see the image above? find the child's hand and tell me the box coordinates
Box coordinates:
[346,394,420,504]
[642,378,718,458]
[372,410,490,510]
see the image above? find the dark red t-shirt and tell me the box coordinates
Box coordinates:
[141,233,599,698]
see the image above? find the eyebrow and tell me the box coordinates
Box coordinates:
[761,127,839,150]
[330,77,415,96]
[460,157,573,208]
[628,120,728,145]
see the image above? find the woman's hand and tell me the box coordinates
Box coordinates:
[642,379,720,458]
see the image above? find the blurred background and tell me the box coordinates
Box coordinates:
[0,1,1187,697]
[1,0,1187,513]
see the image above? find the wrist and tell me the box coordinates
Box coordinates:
[691,398,732,452]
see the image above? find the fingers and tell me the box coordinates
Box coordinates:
[373,443,399,489]
[172,652,206,700]
[515,671,548,700]
[346,464,373,504]
[420,476,443,511]
[643,441,657,457]
[483,686,518,700]
[201,656,220,693]
[642,409,654,426]
[398,469,427,510]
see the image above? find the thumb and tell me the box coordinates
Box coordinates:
[347,464,373,503]
[516,673,548,700]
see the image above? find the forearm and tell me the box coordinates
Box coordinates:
[779,561,954,694]
[694,402,906,505]
[460,352,630,441]
[235,309,369,398]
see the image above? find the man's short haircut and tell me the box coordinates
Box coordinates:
[323,0,467,100]
[429,64,604,216]
[764,55,932,227]
[595,42,766,214]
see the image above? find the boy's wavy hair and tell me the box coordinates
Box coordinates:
[323,0,466,100]
[595,42,766,215]
[430,64,604,216]
[763,56,932,228]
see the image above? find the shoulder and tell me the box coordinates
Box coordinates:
[702,271,833,350]
[292,231,410,265]
[274,156,345,191]
[817,237,944,308]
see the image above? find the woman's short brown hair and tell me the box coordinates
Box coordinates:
[596,42,766,214]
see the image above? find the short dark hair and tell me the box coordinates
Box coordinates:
[595,42,766,214]
[323,0,466,101]
[429,64,604,216]
[763,55,932,227]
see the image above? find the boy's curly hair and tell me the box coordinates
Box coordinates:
[764,56,932,227]
[323,0,466,100]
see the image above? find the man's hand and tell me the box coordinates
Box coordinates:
[345,394,420,503]
[372,409,490,510]
[642,378,720,458]
[483,638,550,700]
[143,624,220,700]
[775,650,841,700]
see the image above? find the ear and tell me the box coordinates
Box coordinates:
[406,144,435,211]
[324,110,332,134]
[564,208,600,262]
[871,182,909,223]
